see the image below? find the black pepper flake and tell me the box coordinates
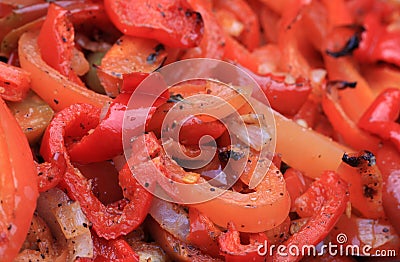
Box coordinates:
[53,99,59,105]
[144,182,149,188]
[82,223,88,228]
[4,81,10,85]
[383,228,389,233]
[61,36,67,43]
[210,187,215,192]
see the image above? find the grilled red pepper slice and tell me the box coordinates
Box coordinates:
[40,104,155,239]
[355,12,400,67]
[218,222,268,262]
[0,98,38,261]
[0,61,30,101]
[358,88,400,152]
[242,67,312,116]
[37,3,83,85]
[187,207,222,258]
[183,0,225,59]
[67,92,162,164]
[377,143,400,235]
[104,0,204,48]
[272,171,349,261]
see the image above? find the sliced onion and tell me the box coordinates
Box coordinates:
[228,119,271,151]
[36,188,93,261]
[54,201,91,239]
[149,197,190,242]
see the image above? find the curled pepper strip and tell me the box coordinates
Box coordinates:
[218,222,268,262]
[0,61,30,102]
[40,103,154,239]
[35,159,65,193]
[272,171,349,262]
[37,3,83,86]
[358,88,400,152]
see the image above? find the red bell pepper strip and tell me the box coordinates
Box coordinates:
[67,91,162,164]
[0,61,30,101]
[272,171,349,262]
[35,159,66,193]
[377,143,400,235]
[40,104,155,239]
[121,72,171,104]
[213,0,260,51]
[0,3,13,18]
[320,3,374,122]
[355,12,400,67]
[358,88,400,152]
[292,94,320,129]
[241,67,312,116]
[283,168,309,212]
[104,0,204,48]
[223,35,259,73]
[183,0,225,59]
[37,3,83,86]
[121,72,151,94]
[0,98,38,262]
[321,88,381,153]
[218,222,268,262]
[187,207,222,258]
[97,35,169,98]
[335,150,384,219]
